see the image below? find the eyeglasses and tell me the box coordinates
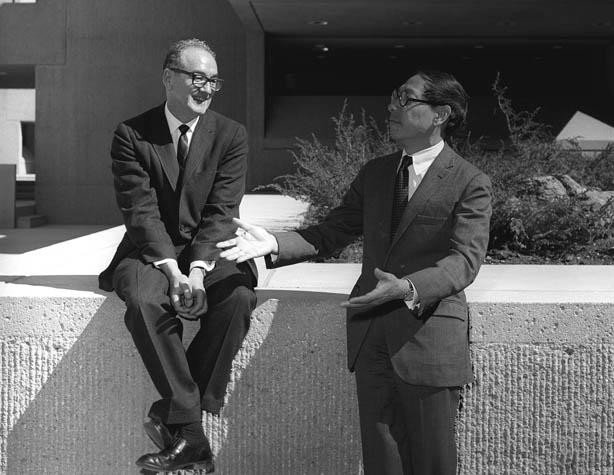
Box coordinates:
[169,67,224,91]
[391,88,442,108]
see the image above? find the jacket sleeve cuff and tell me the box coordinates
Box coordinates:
[153,258,177,268]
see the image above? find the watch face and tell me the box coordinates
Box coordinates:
[402,277,414,301]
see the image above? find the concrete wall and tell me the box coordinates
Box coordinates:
[0,0,264,224]
[0,89,35,175]
[1,266,613,474]
[0,0,66,66]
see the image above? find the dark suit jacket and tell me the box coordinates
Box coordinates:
[99,104,256,291]
[268,145,491,387]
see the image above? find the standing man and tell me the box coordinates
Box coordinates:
[98,38,257,473]
[218,70,491,475]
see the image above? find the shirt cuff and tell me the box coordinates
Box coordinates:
[153,258,176,268]
[403,279,420,310]
[190,260,216,273]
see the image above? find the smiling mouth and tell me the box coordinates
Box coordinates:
[193,95,210,104]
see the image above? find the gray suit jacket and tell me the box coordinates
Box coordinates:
[267,144,492,387]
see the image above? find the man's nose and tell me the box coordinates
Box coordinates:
[199,82,214,93]
[387,102,397,113]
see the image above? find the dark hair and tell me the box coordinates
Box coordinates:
[416,69,469,137]
[163,38,216,70]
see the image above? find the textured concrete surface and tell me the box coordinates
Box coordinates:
[0,288,360,474]
[462,302,614,475]
[1,281,613,474]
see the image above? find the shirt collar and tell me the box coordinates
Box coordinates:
[401,140,445,165]
[164,103,200,135]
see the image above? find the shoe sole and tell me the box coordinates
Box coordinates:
[137,459,215,473]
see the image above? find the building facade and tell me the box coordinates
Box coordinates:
[1,0,613,224]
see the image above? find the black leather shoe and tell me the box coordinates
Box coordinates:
[135,436,214,473]
[143,417,174,450]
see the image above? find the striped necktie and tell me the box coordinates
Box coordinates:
[391,154,413,238]
[177,124,190,169]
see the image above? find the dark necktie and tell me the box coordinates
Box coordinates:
[177,124,190,169]
[391,154,413,238]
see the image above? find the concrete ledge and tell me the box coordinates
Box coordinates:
[1,267,613,474]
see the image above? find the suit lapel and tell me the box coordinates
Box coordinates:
[181,110,215,185]
[150,105,180,191]
[388,144,455,250]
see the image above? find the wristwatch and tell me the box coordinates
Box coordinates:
[401,276,415,301]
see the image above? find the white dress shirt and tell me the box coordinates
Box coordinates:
[399,139,444,202]
[164,103,199,152]
[153,105,214,274]
[398,140,444,309]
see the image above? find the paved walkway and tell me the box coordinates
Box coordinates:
[1,194,613,302]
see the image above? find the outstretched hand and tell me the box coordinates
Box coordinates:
[217,218,278,263]
[340,268,408,309]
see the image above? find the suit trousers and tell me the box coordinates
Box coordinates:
[354,316,460,475]
[113,253,256,424]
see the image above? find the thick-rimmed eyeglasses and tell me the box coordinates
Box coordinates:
[169,67,224,91]
[391,88,442,108]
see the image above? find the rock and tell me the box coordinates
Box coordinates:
[578,189,614,212]
[520,174,614,214]
[494,249,517,258]
[557,174,587,196]
[524,175,569,202]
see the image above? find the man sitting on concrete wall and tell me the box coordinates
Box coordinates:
[217,70,492,475]
[98,38,257,473]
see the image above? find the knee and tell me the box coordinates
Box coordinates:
[122,289,178,337]
[228,285,256,308]
[121,282,169,331]
[208,284,256,325]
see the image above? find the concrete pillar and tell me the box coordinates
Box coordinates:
[0,164,16,227]
[245,28,265,190]
[225,0,266,189]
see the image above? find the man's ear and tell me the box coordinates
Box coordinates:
[162,69,172,90]
[433,104,452,127]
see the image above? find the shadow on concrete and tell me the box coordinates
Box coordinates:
[5,296,154,473]
[5,289,361,474]
[217,290,361,475]
[0,225,110,254]
[0,275,105,293]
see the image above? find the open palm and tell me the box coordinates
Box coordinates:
[217,218,278,262]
